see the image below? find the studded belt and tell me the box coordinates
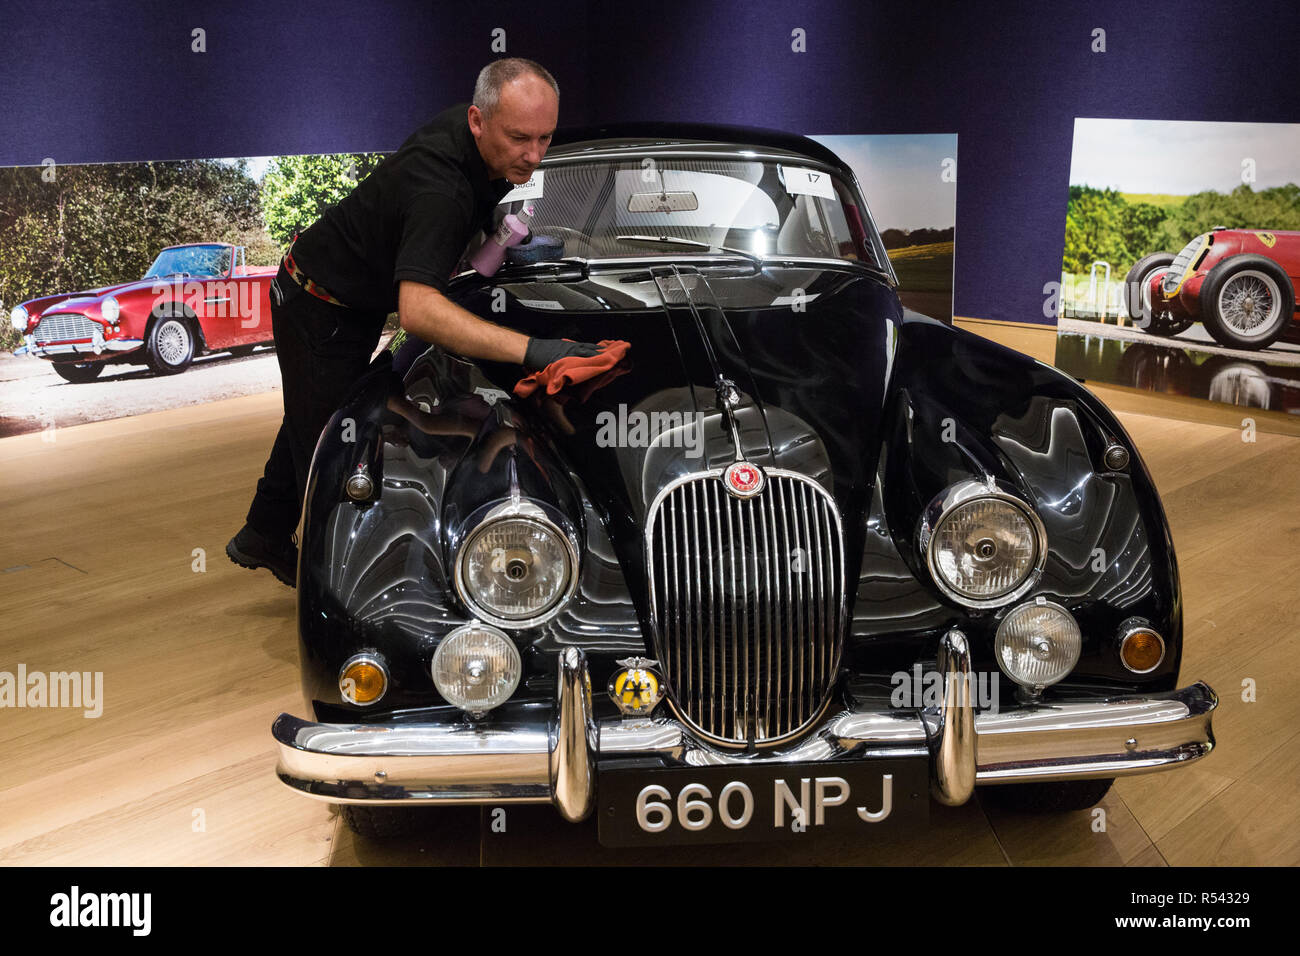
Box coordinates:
[281,237,350,308]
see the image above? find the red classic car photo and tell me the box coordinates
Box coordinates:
[1124,227,1300,350]
[9,242,276,381]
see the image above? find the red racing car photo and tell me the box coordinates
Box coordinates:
[1125,227,1300,351]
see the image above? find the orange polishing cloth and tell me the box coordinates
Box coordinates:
[513,340,631,404]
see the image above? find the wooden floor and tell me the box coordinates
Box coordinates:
[1,320,1297,866]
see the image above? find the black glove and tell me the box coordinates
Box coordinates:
[523,337,603,371]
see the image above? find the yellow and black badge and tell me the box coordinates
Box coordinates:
[1255,232,1277,248]
[609,657,664,716]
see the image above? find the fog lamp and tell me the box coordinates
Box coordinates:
[339,654,387,705]
[995,598,1081,694]
[432,623,521,716]
[1119,621,1165,674]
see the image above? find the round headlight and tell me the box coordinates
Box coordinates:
[923,481,1046,608]
[456,512,576,625]
[432,623,522,715]
[10,304,28,332]
[995,598,1081,692]
[101,296,120,324]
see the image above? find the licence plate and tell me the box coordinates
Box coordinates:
[597,757,928,847]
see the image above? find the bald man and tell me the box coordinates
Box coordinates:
[228,58,598,585]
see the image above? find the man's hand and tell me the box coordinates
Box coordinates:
[398,280,529,364]
[522,337,603,371]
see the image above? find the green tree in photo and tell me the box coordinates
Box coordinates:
[260,153,389,246]
[1063,186,1133,273]
[1119,201,1166,261]
[1155,183,1300,249]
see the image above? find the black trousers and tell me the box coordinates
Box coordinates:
[245,263,386,539]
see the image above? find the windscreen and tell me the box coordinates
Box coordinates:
[478,158,888,271]
[144,244,232,278]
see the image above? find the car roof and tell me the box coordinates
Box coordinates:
[158,242,235,251]
[548,120,853,177]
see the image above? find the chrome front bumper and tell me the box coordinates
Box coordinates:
[272,632,1217,821]
[16,330,143,358]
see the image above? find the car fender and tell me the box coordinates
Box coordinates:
[873,317,1182,691]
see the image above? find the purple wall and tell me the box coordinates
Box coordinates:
[3,0,1297,324]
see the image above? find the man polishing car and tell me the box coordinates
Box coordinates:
[227,58,600,586]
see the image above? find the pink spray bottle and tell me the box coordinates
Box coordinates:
[470,203,535,276]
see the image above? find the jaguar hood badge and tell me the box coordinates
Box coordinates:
[723,460,766,498]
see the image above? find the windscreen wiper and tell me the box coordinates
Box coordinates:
[613,234,763,267]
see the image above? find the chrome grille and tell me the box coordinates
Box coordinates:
[646,470,844,747]
[33,313,97,345]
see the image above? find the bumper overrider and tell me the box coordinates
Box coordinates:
[271,632,1217,820]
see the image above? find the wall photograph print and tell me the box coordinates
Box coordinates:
[0,152,385,437]
[812,133,957,323]
[1054,118,1300,415]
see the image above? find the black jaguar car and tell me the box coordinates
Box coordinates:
[272,121,1216,846]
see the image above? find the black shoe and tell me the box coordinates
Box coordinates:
[226,523,298,587]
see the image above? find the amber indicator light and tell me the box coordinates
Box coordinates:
[1121,630,1164,673]
[340,660,386,704]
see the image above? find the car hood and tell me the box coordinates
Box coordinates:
[456,262,902,574]
[35,274,237,314]
[35,278,151,313]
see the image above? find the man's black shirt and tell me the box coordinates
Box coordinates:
[290,102,514,314]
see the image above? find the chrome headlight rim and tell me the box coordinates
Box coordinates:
[10,304,29,332]
[919,478,1047,610]
[431,621,523,715]
[452,500,580,629]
